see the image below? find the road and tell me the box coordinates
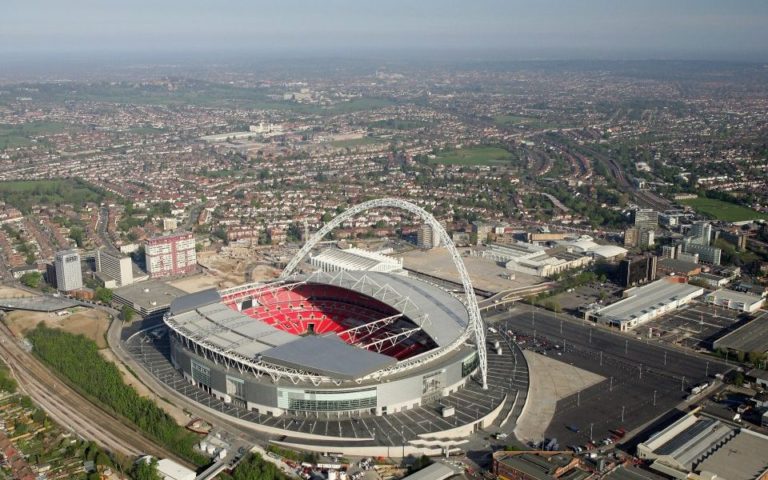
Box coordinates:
[0,320,191,465]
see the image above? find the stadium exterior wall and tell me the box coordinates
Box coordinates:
[170,336,475,417]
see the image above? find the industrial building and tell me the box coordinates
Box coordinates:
[705,289,764,313]
[95,248,134,288]
[586,278,703,331]
[712,315,768,355]
[54,249,83,292]
[112,280,188,321]
[309,247,404,274]
[637,410,768,480]
[493,451,592,480]
[145,232,197,278]
[480,242,592,277]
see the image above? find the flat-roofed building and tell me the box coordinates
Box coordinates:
[95,248,134,288]
[705,289,764,313]
[586,278,703,331]
[493,451,589,480]
[637,410,768,480]
[633,209,658,231]
[145,232,197,278]
[310,247,404,274]
[112,280,188,321]
[54,249,83,292]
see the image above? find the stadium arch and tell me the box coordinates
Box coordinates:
[280,198,489,389]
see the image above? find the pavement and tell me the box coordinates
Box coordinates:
[486,306,731,447]
[514,351,604,443]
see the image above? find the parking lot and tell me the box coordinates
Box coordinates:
[640,301,752,350]
[486,307,731,450]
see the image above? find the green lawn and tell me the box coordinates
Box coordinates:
[680,197,768,222]
[433,146,513,166]
[0,121,74,150]
[0,179,108,213]
[331,136,385,148]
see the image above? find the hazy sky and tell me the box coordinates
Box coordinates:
[2,0,768,61]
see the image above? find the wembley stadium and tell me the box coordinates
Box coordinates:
[128,199,528,455]
[165,270,481,416]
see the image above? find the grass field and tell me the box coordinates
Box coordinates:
[0,178,107,213]
[331,136,385,148]
[0,121,74,150]
[680,197,768,222]
[433,146,513,166]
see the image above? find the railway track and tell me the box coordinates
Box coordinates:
[0,321,193,466]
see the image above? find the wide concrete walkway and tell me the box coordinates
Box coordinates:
[514,351,604,443]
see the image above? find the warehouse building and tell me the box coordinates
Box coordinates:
[705,289,765,313]
[637,410,768,480]
[586,278,704,331]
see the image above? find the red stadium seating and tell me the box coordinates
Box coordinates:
[224,282,431,360]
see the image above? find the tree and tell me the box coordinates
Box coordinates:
[94,287,113,304]
[20,271,42,288]
[130,457,162,480]
[69,226,85,248]
[121,305,135,323]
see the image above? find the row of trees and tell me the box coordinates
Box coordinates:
[27,325,207,466]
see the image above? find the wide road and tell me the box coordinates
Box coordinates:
[0,321,191,465]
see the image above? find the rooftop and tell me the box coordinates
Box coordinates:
[260,335,398,379]
[706,288,765,305]
[113,280,188,312]
[713,314,768,353]
[593,279,703,325]
[696,430,768,480]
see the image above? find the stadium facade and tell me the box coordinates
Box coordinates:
[164,198,490,418]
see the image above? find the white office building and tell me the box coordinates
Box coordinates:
[96,249,134,288]
[54,249,83,292]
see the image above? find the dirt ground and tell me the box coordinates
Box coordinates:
[169,273,226,293]
[4,307,111,348]
[98,349,189,425]
[197,252,280,288]
[0,286,36,298]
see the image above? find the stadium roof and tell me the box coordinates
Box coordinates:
[166,271,470,379]
[169,288,221,315]
[261,335,397,379]
[300,270,470,347]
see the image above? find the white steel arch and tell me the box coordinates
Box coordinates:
[280,198,489,389]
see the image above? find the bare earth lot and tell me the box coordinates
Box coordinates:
[4,307,110,348]
[0,286,36,298]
